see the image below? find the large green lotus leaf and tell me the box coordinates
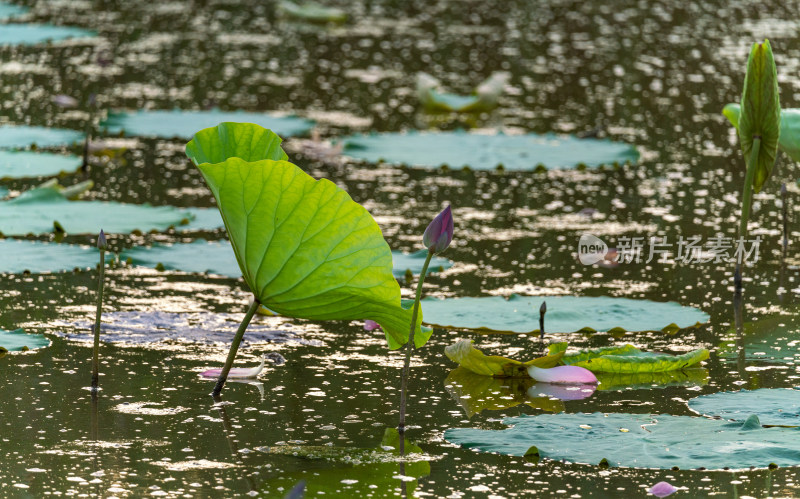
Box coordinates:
[554,343,710,373]
[0,24,95,46]
[444,339,565,377]
[0,125,83,149]
[122,240,452,280]
[724,103,800,162]
[102,110,314,139]
[341,131,639,170]
[258,428,429,496]
[688,389,800,426]
[0,150,82,179]
[278,1,347,23]
[0,2,28,19]
[0,240,109,273]
[737,40,781,193]
[595,369,708,391]
[0,328,49,352]
[416,72,508,113]
[421,295,709,334]
[0,185,192,235]
[185,122,429,349]
[445,412,800,469]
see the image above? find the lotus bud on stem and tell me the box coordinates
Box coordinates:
[539,301,547,340]
[212,297,261,396]
[398,205,453,450]
[91,230,107,391]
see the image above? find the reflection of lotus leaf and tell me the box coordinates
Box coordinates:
[422,295,709,334]
[258,429,429,496]
[595,369,708,391]
[444,368,567,417]
[445,412,800,469]
[688,389,800,426]
[341,131,639,170]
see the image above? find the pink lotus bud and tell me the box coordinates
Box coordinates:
[423,205,453,254]
[649,481,678,498]
[527,365,598,384]
[364,320,382,331]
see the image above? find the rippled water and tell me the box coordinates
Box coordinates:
[2,0,800,496]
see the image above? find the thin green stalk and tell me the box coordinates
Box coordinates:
[212,298,261,396]
[398,250,433,447]
[736,137,761,291]
[91,247,105,390]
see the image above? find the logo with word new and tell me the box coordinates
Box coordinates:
[578,234,608,265]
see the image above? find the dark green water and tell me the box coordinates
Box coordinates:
[1,0,800,496]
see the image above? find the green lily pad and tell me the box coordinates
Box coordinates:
[0,2,28,19]
[122,240,452,280]
[0,240,107,273]
[258,429,429,496]
[0,24,96,46]
[0,150,82,179]
[420,295,709,334]
[688,389,800,426]
[0,125,84,149]
[341,131,639,170]
[0,328,49,352]
[0,185,192,235]
[555,344,710,373]
[186,122,430,350]
[278,1,347,23]
[445,412,800,470]
[102,110,314,139]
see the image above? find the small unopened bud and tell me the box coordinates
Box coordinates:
[422,205,453,254]
[97,229,107,250]
[540,301,547,315]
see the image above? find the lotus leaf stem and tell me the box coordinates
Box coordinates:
[735,136,760,292]
[212,298,261,396]
[91,247,105,390]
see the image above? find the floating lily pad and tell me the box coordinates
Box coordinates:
[178,207,225,232]
[0,185,193,235]
[555,344,710,373]
[392,249,453,278]
[55,311,321,347]
[341,131,639,170]
[101,110,314,139]
[420,295,709,334]
[0,240,108,273]
[0,24,95,46]
[688,389,800,426]
[0,125,83,149]
[445,412,800,470]
[0,328,49,352]
[0,2,28,20]
[122,240,452,280]
[0,150,82,179]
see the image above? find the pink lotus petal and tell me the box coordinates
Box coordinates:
[649,481,678,498]
[200,356,266,379]
[364,320,382,331]
[527,365,598,385]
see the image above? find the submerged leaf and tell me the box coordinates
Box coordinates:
[553,344,709,373]
[444,339,564,377]
[445,412,800,469]
[186,123,429,349]
[341,131,638,170]
[737,40,781,193]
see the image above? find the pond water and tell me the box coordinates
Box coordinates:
[1,0,800,497]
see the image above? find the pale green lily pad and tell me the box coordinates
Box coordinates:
[178,207,225,231]
[556,344,710,373]
[0,240,106,273]
[122,240,452,279]
[102,110,314,139]
[0,150,82,179]
[0,328,49,352]
[445,412,800,469]
[420,295,709,334]
[0,185,192,235]
[0,24,95,46]
[0,125,83,149]
[0,2,28,19]
[341,131,639,170]
[688,389,800,426]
